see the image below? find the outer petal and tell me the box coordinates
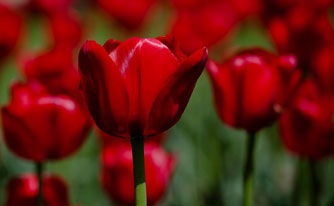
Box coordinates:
[241,59,278,131]
[206,59,238,127]
[79,40,129,137]
[147,48,208,135]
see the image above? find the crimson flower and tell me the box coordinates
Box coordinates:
[78,35,207,138]
[170,1,239,54]
[101,143,176,205]
[263,0,334,71]
[280,79,334,159]
[6,173,69,206]
[47,11,83,50]
[206,48,301,132]
[21,48,81,100]
[1,81,91,161]
[0,4,22,65]
[96,0,158,30]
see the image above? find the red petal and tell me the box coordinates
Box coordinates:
[147,48,207,135]
[79,40,129,137]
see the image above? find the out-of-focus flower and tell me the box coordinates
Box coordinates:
[27,0,73,14]
[280,79,334,159]
[6,173,69,206]
[207,48,301,132]
[0,4,23,65]
[96,0,158,30]
[21,48,81,99]
[78,35,207,138]
[101,143,176,205]
[261,0,334,71]
[170,1,239,54]
[1,81,91,161]
[47,11,83,50]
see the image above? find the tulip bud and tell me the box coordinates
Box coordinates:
[101,143,176,205]
[206,48,301,132]
[280,80,334,159]
[78,35,207,138]
[6,173,69,206]
[1,81,91,161]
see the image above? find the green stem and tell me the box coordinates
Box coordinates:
[243,132,257,206]
[131,136,147,206]
[309,160,319,206]
[36,162,43,206]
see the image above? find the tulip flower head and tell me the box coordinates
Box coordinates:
[1,81,91,161]
[101,143,176,205]
[21,48,81,99]
[78,35,208,138]
[48,11,83,50]
[280,79,334,159]
[6,173,69,206]
[206,49,301,132]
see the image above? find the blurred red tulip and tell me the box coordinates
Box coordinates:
[21,48,81,100]
[262,0,334,71]
[280,80,334,159]
[101,143,176,205]
[6,173,69,206]
[78,35,207,138]
[47,11,83,50]
[170,1,239,54]
[1,81,91,161]
[0,4,23,65]
[207,49,301,132]
[96,0,158,30]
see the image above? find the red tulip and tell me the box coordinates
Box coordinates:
[78,35,208,138]
[263,0,334,71]
[1,81,91,161]
[170,0,240,54]
[6,173,69,206]
[47,11,83,50]
[101,143,176,205]
[96,0,158,30]
[21,48,81,100]
[280,79,334,159]
[0,4,22,65]
[206,48,301,132]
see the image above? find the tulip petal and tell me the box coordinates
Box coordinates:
[147,48,207,135]
[79,40,129,136]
